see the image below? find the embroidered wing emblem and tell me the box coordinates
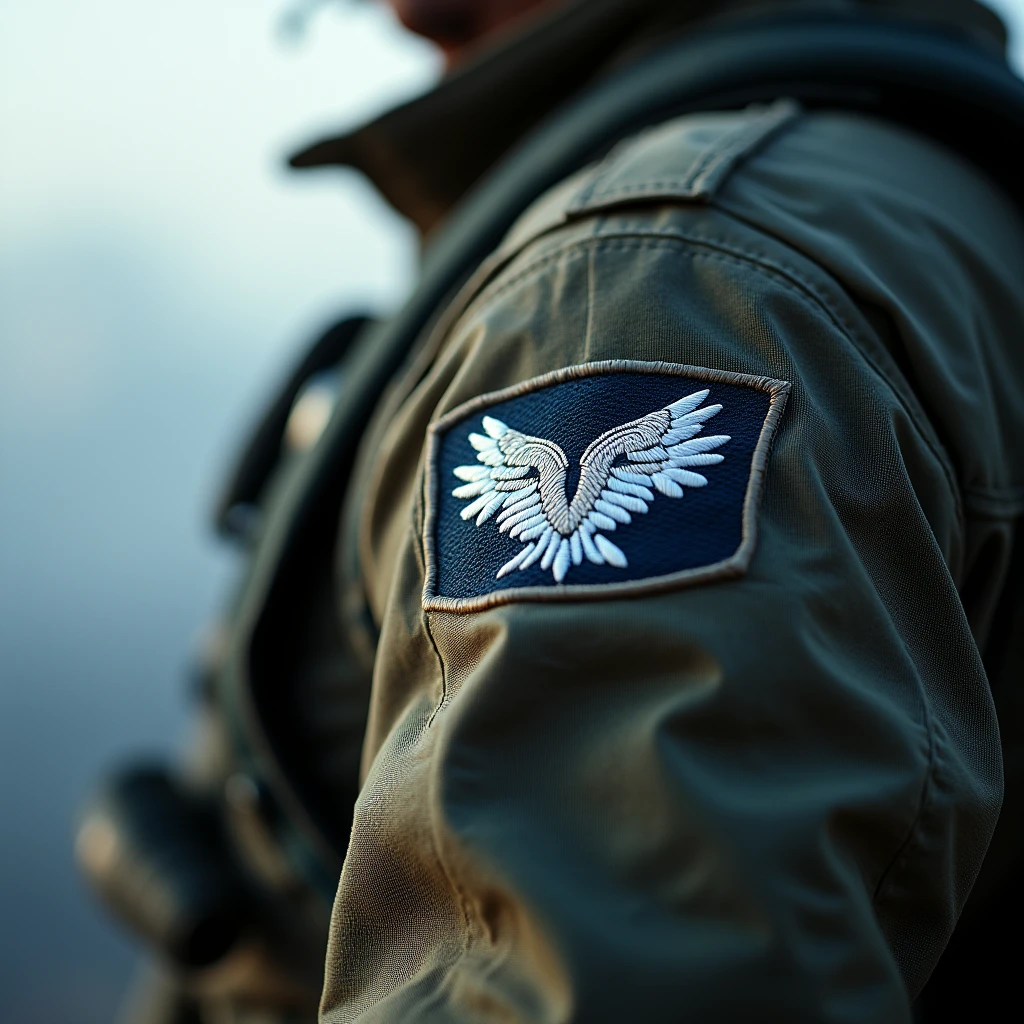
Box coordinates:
[451,390,729,583]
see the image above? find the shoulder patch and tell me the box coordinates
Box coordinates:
[423,361,789,612]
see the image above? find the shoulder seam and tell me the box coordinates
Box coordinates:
[450,227,964,526]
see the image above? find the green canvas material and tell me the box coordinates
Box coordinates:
[309,104,1024,1020]
[147,4,1024,1022]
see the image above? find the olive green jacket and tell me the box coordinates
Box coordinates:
[240,2,1024,1022]
[311,78,1024,1024]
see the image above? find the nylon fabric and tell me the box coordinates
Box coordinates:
[102,2,1024,1021]
[319,106,1023,1022]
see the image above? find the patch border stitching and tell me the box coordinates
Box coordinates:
[421,359,790,613]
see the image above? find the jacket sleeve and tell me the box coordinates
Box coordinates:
[320,112,1023,1023]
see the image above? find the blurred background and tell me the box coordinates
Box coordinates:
[0,2,437,1020]
[0,2,1021,1021]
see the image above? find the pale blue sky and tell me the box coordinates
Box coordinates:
[0,2,438,437]
[0,7,438,1020]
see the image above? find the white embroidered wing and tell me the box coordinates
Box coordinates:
[451,416,570,576]
[451,390,729,584]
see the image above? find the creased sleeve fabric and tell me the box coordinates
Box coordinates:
[320,112,1024,1023]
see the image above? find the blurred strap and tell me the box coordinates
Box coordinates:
[214,314,373,542]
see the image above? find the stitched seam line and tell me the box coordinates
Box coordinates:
[455,229,963,524]
[423,610,448,733]
[423,610,447,728]
[425,696,476,959]
[414,473,449,727]
[412,481,476,952]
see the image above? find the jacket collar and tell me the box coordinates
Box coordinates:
[288,0,1006,235]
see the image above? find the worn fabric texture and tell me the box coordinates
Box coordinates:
[315,105,1024,1022]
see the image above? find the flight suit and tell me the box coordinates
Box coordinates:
[94,1,1024,1022]
[312,102,1024,1022]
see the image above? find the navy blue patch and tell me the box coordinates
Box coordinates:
[422,361,789,611]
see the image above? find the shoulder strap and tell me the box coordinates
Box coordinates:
[214,314,372,541]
